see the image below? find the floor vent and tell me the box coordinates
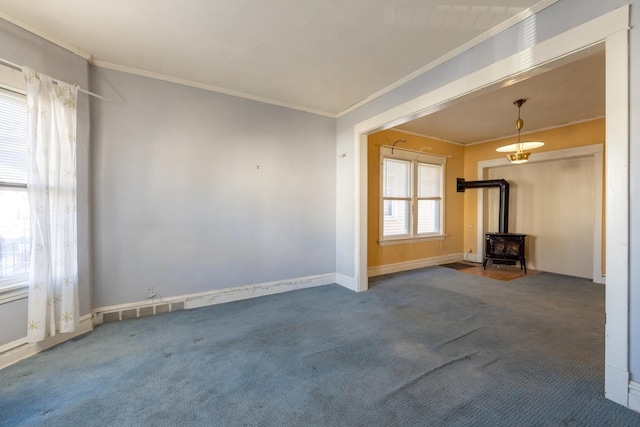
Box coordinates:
[98,301,185,324]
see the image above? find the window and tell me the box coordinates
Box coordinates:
[380,146,445,245]
[0,88,29,292]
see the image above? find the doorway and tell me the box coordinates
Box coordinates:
[481,144,603,281]
[352,7,629,406]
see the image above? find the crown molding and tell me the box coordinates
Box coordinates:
[0,12,336,117]
[337,0,561,118]
[1,0,561,119]
[388,128,464,146]
[464,115,605,146]
[91,60,337,118]
[0,11,92,61]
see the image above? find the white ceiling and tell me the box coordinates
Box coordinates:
[394,47,605,144]
[0,0,604,143]
[0,0,552,116]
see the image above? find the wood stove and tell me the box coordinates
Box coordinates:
[457,177,528,274]
[484,233,527,273]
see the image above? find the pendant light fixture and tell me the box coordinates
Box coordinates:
[496,99,544,164]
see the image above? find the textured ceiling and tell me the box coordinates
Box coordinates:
[394,47,605,144]
[0,0,551,116]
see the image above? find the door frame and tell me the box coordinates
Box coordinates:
[476,143,604,283]
[353,6,629,406]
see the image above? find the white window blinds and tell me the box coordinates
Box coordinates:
[0,88,29,286]
[0,89,28,185]
[379,145,446,241]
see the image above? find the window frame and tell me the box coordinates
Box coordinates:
[379,146,446,246]
[0,67,29,302]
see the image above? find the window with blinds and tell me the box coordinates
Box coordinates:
[380,145,445,244]
[0,88,30,288]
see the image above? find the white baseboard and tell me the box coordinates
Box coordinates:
[92,273,336,321]
[183,273,335,309]
[0,314,93,370]
[368,253,463,277]
[605,364,630,406]
[629,381,640,413]
[335,273,357,291]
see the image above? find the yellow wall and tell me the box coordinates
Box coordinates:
[462,118,605,256]
[368,130,465,267]
[368,118,605,269]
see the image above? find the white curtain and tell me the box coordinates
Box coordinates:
[24,67,79,343]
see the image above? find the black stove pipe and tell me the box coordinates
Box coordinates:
[457,178,510,233]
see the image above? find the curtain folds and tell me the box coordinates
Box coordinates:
[24,67,79,343]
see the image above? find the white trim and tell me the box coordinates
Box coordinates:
[379,235,446,246]
[478,143,604,169]
[629,381,640,413]
[92,60,336,118]
[338,0,561,118]
[389,128,463,146]
[354,7,628,136]
[183,273,335,309]
[357,134,368,292]
[0,314,93,370]
[592,151,604,284]
[352,5,629,407]
[0,62,26,92]
[395,115,605,149]
[380,145,447,164]
[335,273,358,292]
[378,146,446,244]
[476,143,605,283]
[0,11,92,61]
[468,116,606,146]
[604,27,630,406]
[92,273,335,316]
[368,253,462,277]
[0,283,28,304]
[606,364,631,406]
[0,2,560,119]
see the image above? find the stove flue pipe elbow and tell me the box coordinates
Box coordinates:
[457,178,510,233]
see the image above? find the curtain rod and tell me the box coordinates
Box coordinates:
[0,57,110,101]
[380,144,452,158]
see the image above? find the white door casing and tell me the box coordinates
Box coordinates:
[353,7,629,407]
[479,144,603,282]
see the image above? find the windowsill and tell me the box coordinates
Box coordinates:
[378,234,446,246]
[0,282,29,304]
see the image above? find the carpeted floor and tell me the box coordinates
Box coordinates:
[441,261,538,281]
[2,266,640,426]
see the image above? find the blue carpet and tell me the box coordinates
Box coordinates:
[1,267,640,426]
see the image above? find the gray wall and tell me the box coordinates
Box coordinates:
[0,19,92,346]
[0,298,27,344]
[335,0,639,380]
[91,67,336,307]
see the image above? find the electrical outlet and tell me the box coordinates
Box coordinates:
[146,286,156,299]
